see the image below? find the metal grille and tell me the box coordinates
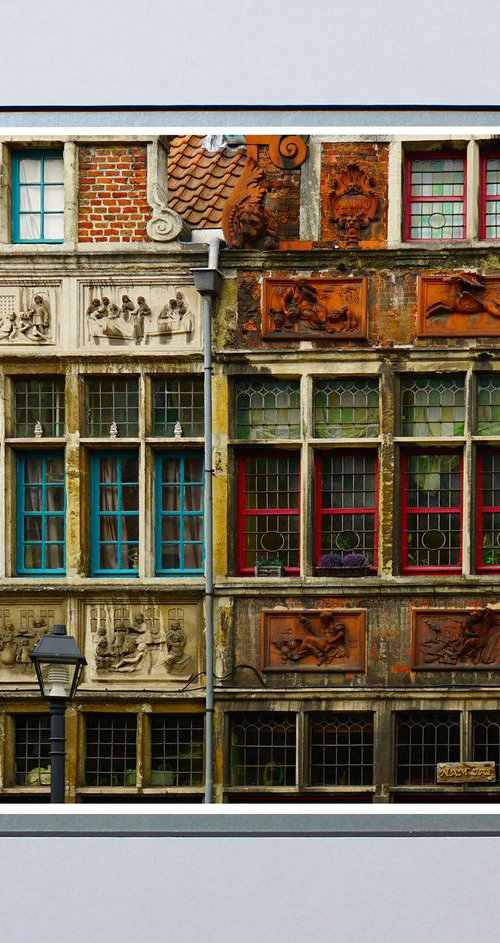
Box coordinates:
[482,158,500,238]
[230,713,296,787]
[477,376,500,434]
[14,714,50,786]
[404,453,462,569]
[314,379,379,438]
[401,375,465,436]
[309,713,374,786]
[472,712,500,767]
[395,711,460,785]
[478,451,500,566]
[407,157,465,240]
[86,378,139,437]
[85,714,137,787]
[318,453,376,564]
[151,715,204,786]
[13,379,65,437]
[236,380,300,440]
[152,377,204,437]
[239,453,300,571]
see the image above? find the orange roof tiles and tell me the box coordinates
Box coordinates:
[168,135,246,228]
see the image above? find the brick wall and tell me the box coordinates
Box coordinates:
[78,145,150,242]
[320,142,389,248]
[257,144,301,244]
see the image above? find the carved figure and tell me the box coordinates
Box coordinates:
[226,162,278,249]
[163,622,191,674]
[119,295,136,320]
[0,294,51,343]
[91,608,192,677]
[272,613,349,667]
[329,164,378,247]
[0,614,48,672]
[0,310,18,340]
[425,272,500,320]
[269,279,359,334]
[158,291,193,335]
[420,605,500,666]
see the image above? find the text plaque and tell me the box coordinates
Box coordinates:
[437,762,496,784]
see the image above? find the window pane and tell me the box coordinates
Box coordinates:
[43,214,64,240]
[230,713,296,786]
[18,452,65,574]
[86,379,139,437]
[19,158,41,183]
[13,379,65,437]
[19,215,41,240]
[85,715,137,787]
[396,712,460,785]
[309,713,374,786]
[19,187,41,212]
[152,378,204,437]
[14,715,50,786]
[401,375,465,436]
[314,379,379,437]
[92,452,139,575]
[236,380,300,440]
[151,715,204,787]
[403,453,462,569]
[157,452,204,574]
[43,158,64,183]
[239,454,300,571]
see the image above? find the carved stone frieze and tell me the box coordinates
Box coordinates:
[329,164,378,247]
[418,272,500,337]
[80,282,201,349]
[0,284,59,345]
[263,276,367,339]
[411,606,500,669]
[85,602,199,685]
[261,608,366,672]
[0,604,64,682]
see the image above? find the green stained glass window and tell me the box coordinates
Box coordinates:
[314,379,379,438]
[235,379,300,440]
[401,376,465,437]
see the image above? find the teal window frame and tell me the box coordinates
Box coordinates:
[155,451,204,576]
[16,450,66,577]
[90,450,139,578]
[11,149,64,244]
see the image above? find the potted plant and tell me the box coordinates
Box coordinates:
[254,555,284,577]
[315,552,371,577]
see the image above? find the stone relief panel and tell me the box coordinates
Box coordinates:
[0,603,64,683]
[261,608,366,672]
[79,281,202,350]
[418,273,500,337]
[411,605,500,669]
[0,282,60,346]
[84,601,200,686]
[262,276,367,339]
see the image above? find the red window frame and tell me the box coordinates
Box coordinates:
[237,451,300,576]
[479,153,500,240]
[314,451,378,573]
[476,449,500,572]
[401,450,463,575]
[403,151,467,242]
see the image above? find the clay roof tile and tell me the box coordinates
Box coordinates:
[167,135,246,228]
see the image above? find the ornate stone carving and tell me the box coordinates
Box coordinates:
[261,608,366,672]
[81,283,199,349]
[418,273,500,337]
[0,291,51,344]
[146,139,191,243]
[412,606,500,669]
[221,135,308,249]
[329,164,378,247]
[0,605,63,681]
[87,602,199,683]
[263,276,367,339]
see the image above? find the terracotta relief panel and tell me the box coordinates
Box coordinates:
[79,280,202,350]
[411,606,500,669]
[262,276,367,340]
[320,142,389,248]
[261,608,366,672]
[0,282,60,346]
[418,273,500,337]
[84,601,200,687]
[0,603,64,683]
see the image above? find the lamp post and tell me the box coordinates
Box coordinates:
[30,623,87,804]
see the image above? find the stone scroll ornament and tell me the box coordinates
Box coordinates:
[261,608,366,672]
[411,605,500,669]
[328,164,379,247]
[418,272,500,337]
[263,276,367,339]
[221,135,308,249]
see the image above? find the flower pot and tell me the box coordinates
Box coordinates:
[315,566,370,578]
[254,565,283,577]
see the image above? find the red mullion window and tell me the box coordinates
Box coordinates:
[479,153,500,240]
[401,450,463,575]
[314,451,378,572]
[403,151,467,242]
[476,449,500,572]
[237,451,301,576]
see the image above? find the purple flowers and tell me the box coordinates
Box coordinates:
[317,552,369,568]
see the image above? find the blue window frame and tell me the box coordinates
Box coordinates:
[155,452,204,575]
[90,451,139,577]
[12,150,64,244]
[16,451,65,576]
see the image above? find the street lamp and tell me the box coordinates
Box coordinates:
[30,623,87,804]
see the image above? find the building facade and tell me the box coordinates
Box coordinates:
[1,131,500,801]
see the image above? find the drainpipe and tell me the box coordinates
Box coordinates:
[192,238,223,803]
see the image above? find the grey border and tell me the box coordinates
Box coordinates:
[2,106,500,835]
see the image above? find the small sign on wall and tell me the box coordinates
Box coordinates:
[437,762,496,784]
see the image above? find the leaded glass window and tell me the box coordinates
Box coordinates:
[401,375,465,437]
[237,453,300,573]
[151,715,204,786]
[316,453,377,566]
[85,714,137,787]
[155,452,204,574]
[314,378,379,438]
[395,712,460,786]
[477,376,500,434]
[472,712,500,766]
[480,156,500,239]
[235,379,300,440]
[152,377,204,437]
[230,713,296,786]
[405,156,465,241]
[90,451,139,575]
[309,713,374,786]
[402,452,462,571]
[13,378,65,438]
[86,377,139,437]
[12,151,64,243]
[476,450,500,569]
[14,714,50,786]
[16,451,65,575]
